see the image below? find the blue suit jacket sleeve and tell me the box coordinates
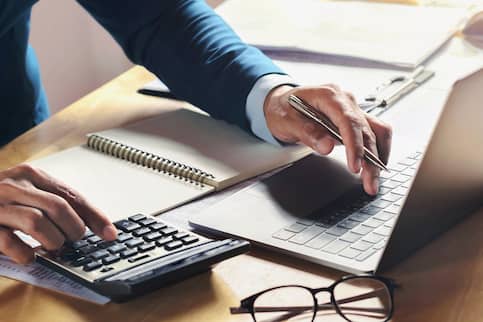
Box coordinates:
[76,0,285,131]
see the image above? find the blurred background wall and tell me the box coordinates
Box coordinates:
[29,0,222,114]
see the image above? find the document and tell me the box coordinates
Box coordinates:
[217,0,469,68]
[0,255,110,305]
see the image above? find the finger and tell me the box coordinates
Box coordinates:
[298,121,337,155]
[298,88,365,173]
[0,204,65,250]
[0,227,35,264]
[7,165,117,240]
[0,179,85,241]
[365,114,393,165]
[359,118,381,195]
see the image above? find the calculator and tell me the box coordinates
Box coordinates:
[36,214,249,302]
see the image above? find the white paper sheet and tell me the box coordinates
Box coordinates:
[0,255,110,305]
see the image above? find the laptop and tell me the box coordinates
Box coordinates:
[190,68,483,274]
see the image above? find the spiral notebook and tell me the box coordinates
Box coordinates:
[29,109,309,221]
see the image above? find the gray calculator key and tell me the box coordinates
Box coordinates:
[339,247,362,259]
[351,240,373,252]
[305,234,336,250]
[90,250,110,260]
[285,223,307,233]
[107,244,127,254]
[322,239,350,254]
[272,229,296,241]
[289,226,325,245]
[340,232,362,243]
[126,238,144,248]
[325,226,348,237]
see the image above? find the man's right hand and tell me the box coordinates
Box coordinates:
[0,164,117,264]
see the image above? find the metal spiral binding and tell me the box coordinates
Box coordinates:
[86,134,215,186]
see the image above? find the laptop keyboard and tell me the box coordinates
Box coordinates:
[272,151,423,262]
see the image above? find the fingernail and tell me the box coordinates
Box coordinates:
[103,225,118,240]
[354,158,362,173]
[372,177,379,194]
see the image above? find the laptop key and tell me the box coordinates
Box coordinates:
[339,247,362,259]
[352,225,374,236]
[385,205,401,214]
[285,223,307,233]
[391,174,411,183]
[322,239,350,254]
[325,226,348,237]
[356,249,378,262]
[398,158,418,166]
[402,167,417,177]
[305,233,336,249]
[340,232,362,243]
[349,213,371,222]
[381,193,402,203]
[374,226,392,237]
[272,229,296,241]
[351,240,373,252]
[374,240,387,250]
[362,233,384,244]
[362,218,384,229]
[380,180,400,189]
[388,164,406,172]
[373,211,395,221]
[371,199,392,209]
[296,219,315,226]
[289,226,325,245]
[360,206,382,215]
[392,186,409,196]
[338,219,359,229]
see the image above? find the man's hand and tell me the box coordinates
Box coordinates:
[264,85,392,196]
[0,164,117,264]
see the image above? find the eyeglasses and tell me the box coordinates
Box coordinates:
[230,274,397,322]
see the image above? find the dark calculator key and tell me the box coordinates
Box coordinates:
[114,220,141,233]
[173,232,190,240]
[71,256,92,267]
[133,227,151,237]
[117,233,133,243]
[71,240,89,249]
[60,250,80,261]
[144,232,163,242]
[138,243,156,253]
[126,238,144,248]
[149,223,167,231]
[128,214,146,222]
[90,250,110,260]
[120,248,138,259]
[139,218,157,226]
[83,261,102,272]
[181,236,199,245]
[160,227,178,236]
[107,244,127,254]
[165,240,183,251]
[87,235,102,244]
[102,255,121,265]
[97,240,116,249]
[83,230,94,239]
[155,237,173,247]
[79,245,97,255]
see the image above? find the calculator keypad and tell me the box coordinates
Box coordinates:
[41,215,206,282]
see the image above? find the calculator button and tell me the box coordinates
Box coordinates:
[71,256,92,267]
[149,223,167,231]
[128,254,150,263]
[114,220,141,233]
[173,232,190,240]
[71,240,89,249]
[165,240,183,251]
[144,232,163,242]
[181,236,199,245]
[155,237,173,247]
[120,249,138,259]
[133,227,151,237]
[90,250,110,260]
[87,235,102,244]
[83,261,102,272]
[138,243,156,253]
[139,218,157,226]
[125,238,144,248]
[117,233,133,243]
[160,227,178,236]
[128,214,146,222]
[79,245,97,255]
[107,244,127,254]
[60,250,80,261]
[97,240,116,249]
[102,255,121,265]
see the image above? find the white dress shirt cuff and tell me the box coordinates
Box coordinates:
[246,74,297,145]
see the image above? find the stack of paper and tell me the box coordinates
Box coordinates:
[217,0,469,68]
